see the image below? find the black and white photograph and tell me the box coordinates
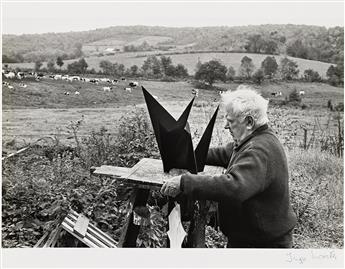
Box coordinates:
[1,0,344,268]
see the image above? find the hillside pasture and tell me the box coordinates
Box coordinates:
[7,52,333,78]
[2,78,343,152]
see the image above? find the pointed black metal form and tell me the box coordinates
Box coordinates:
[142,86,219,174]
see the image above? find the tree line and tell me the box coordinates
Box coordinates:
[194,56,343,87]
[27,54,342,87]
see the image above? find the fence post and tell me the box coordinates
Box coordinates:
[303,128,308,149]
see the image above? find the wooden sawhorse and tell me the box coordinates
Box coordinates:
[91,158,223,248]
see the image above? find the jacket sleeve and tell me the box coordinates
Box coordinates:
[181,147,268,203]
[206,143,234,168]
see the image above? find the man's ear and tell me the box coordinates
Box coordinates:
[246,116,255,129]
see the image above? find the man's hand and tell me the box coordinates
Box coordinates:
[160,176,182,197]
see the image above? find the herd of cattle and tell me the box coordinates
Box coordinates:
[2,70,140,94]
[2,70,306,101]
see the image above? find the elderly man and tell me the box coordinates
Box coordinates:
[161,86,297,248]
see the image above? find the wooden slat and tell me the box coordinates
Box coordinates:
[73,215,89,237]
[61,220,100,248]
[62,211,116,248]
[34,231,50,247]
[67,211,117,246]
[63,216,107,248]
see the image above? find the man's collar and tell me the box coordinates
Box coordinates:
[234,124,268,151]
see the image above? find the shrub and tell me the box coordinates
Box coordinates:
[303,69,322,82]
[289,89,302,103]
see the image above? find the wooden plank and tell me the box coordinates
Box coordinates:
[92,166,131,178]
[92,158,224,190]
[73,215,89,237]
[117,188,150,247]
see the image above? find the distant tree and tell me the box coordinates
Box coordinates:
[67,58,88,74]
[117,64,125,76]
[99,60,113,75]
[303,69,322,82]
[227,66,236,81]
[263,40,278,54]
[160,56,173,75]
[56,56,64,69]
[252,69,265,84]
[239,56,255,79]
[245,34,265,53]
[174,64,189,78]
[279,57,299,80]
[34,60,43,71]
[130,65,139,77]
[141,55,162,77]
[47,59,55,73]
[261,56,278,78]
[286,40,308,59]
[194,59,227,86]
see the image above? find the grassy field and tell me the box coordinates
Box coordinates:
[7,52,333,78]
[2,78,343,152]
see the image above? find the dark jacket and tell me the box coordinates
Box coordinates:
[180,124,297,244]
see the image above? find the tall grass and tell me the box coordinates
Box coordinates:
[288,148,343,248]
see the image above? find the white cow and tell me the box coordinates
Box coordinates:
[54,75,62,80]
[191,88,199,97]
[103,86,112,92]
[124,87,132,92]
[299,90,305,96]
[75,91,80,95]
[19,83,27,88]
[4,72,15,79]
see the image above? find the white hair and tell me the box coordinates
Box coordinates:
[221,85,269,126]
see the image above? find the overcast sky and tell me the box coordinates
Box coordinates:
[2,1,344,35]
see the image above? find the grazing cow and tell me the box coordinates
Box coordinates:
[17,72,25,79]
[8,85,14,89]
[271,92,282,97]
[112,79,118,84]
[54,75,62,80]
[191,88,199,97]
[64,91,70,95]
[19,83,27,88]
[100,78,111,83]
[103,86,112,92]
[299,90,305,96]
[124,87,132,92]
[68,76,80,82]
[83,78,90,82]
[4,72,15,79]
[75,91,80,95]
[129,81,139,87]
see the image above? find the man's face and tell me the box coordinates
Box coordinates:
[224,109,248,143]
